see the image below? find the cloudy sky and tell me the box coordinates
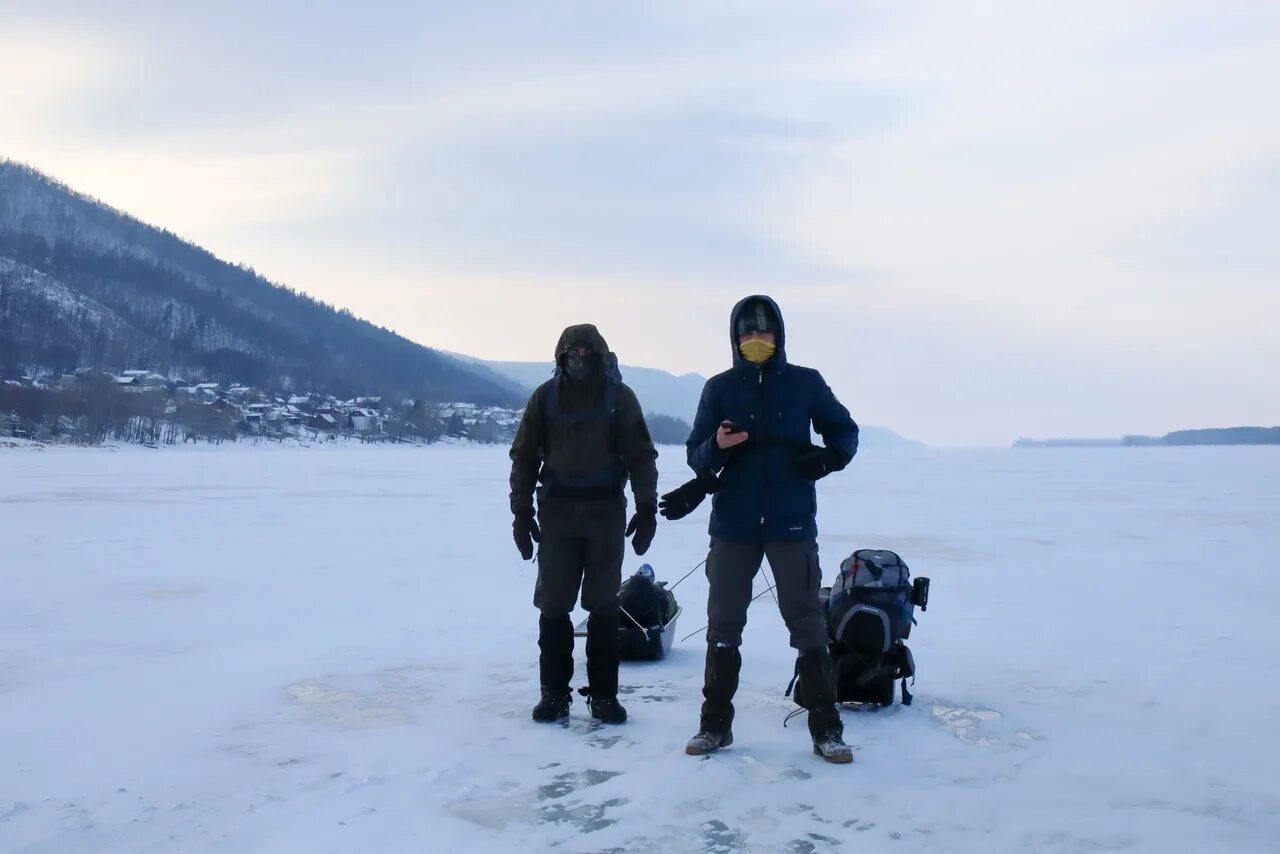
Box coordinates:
[3,1,1278,444]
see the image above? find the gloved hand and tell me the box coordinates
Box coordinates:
[626,505,657,555]
[658,472,719,521]
[794,445,844,481]
[513,510,540,561]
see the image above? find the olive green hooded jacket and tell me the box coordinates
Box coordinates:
[509,324,658,515]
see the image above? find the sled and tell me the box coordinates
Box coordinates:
[575,605,683,662]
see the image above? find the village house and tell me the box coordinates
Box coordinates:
[309,411,339,432]
[347,408,383,433]
[0,361,522,446]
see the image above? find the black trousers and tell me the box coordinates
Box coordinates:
[533,499,626,617]
[705,537,827,651]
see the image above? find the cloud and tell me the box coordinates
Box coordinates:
[749,3,1280,389]
[3,2,1278,443]
[0,21,122,135]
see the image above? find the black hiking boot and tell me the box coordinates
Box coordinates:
[588,695,628,724]
[534,613,574,723]
[797,647,852,763]
[532,690,571,723]
[685,728,734,755]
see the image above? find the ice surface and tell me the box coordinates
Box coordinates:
[2,444,1278,852]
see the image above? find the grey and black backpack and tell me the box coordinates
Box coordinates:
[791,549,929,707]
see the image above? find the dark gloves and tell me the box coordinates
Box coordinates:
[513,510,540,561]
[626,505,657,555]
[658,471,720,521]
[794,445,845,481]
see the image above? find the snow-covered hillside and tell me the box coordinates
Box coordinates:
[2,445,1277,851]
[0,161,522,407]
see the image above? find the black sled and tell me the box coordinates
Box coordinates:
[574,564,682,661]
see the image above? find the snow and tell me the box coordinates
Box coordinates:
[2,444,1278,852]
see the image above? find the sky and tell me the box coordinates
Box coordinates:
[2,1,1278,445]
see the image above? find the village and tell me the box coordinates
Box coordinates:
[0,368,524,446]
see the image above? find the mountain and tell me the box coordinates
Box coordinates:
[0,161,520,405]
[1157,427,1280,445]
[459,354,925,448]
[856,424,926,450]
[470,357,707,420]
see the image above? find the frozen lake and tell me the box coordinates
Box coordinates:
[2,443,1278,852]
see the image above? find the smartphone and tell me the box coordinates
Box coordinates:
[720,420,742,434]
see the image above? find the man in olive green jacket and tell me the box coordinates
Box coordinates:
[509,324,659,725]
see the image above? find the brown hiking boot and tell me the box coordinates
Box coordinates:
[685,729,734,755]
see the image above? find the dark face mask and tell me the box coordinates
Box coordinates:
[563,353,597,381]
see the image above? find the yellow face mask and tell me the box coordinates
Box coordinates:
[739,338,777,364]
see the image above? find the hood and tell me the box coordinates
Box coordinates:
[553,323,621,383]
[554,323,611,362]
[729,295,787,369]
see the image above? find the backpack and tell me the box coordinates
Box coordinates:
[790,549,929,708]
[581,565,682,661]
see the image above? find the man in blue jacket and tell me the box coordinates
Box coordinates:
[669,295,858,763]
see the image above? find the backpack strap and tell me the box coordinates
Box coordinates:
[897,643,916,706]
[783,659,808,725]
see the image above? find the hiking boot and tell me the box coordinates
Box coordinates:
[532,690,571,723]
[685,729,734,755]
[812,730,853,764]
[588,696,628,724]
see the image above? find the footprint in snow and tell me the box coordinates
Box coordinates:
[536,768,620,801]
[929,700,1042,750]
[448,766,628,834]
[929,702,1003,746]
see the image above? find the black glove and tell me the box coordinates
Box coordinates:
[513,510,540,561]
[658,472,719,521]
[794,445,844,481]
[626,505,657,555]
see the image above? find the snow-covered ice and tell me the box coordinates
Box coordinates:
[2,443,1278,852]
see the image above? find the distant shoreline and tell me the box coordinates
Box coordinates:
[1014,426,1280,449]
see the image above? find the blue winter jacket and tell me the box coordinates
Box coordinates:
[686,296,859,542]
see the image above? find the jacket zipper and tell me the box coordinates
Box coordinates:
[758,366,766,532]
